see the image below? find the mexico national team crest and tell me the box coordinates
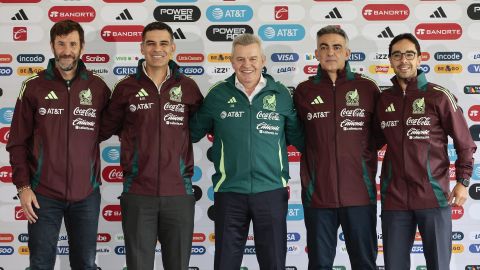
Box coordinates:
[169,86,182,102]
[79,88,92,105]
[413,97,425,114]
[263,94,276,111]
[346,89,359,106]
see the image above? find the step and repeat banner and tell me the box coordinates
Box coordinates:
[1,0,480,269]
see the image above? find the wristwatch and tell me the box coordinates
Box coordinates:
[457,178,470,187]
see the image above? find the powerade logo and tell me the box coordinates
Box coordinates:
[191,246,206,255]
[0,67,13,76]
[287,232,301,242]
[259,24,305,41]
[114,246,125,255]
[465,85,480,94]
[411,245,424,253]
[206,5,253,22]
[271,53,299,63]
[287,204,304,221]
[178,66,204,76]
[57,246,69,255]
[470,126,480,142]
[468,64,480,73]
[244,245,256,255]
[153,6,201,22]
[349,52,366,62]
[17,54,45,63]
[467,4,480,20]
[102,146,120,163]
[419,65,430,73]
[113,66,137,76]
[206,25,253,42]
[470,184,480,200]
[0,246,14,255]
[0,108,14,124]
[469,244,480,253]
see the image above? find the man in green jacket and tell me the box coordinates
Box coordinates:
[190,33,303,269]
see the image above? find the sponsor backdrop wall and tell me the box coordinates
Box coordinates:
[0,0,479,269]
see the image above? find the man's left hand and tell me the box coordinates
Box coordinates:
[448,183,468,206]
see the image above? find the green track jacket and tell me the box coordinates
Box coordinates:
[190,73,303,194]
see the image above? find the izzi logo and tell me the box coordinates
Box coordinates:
[467,4,480,20]
[271,53,299,62]
[153,6,200,22]
[258,24,305,41]
[206,5,253,22]
[206,25,253,42]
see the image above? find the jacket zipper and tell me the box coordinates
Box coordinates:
[401,89,409,209]
[333,83,342,207]
[65,80,71,200]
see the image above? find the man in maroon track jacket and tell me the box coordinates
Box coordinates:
[376,33,476,270]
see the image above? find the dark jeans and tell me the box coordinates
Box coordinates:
[28,189,100,270]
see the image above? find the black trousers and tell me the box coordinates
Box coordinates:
[214,188,289,270]
[120,193,195,270]
[382,207,452,270]
[304,205,378,270]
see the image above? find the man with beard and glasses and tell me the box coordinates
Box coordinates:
[7,20,110,270]
[375,33,476,270]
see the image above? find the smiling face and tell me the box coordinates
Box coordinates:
[230,43,266,90]
[140,29,176,70]
[389,38,421,80]
[315,33,350,74]
[51,30,84,73]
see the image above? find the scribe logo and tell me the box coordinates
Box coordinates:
[101,25,144,42]
[304,65,318,75]
[153,6,201,22]
[102,166,123,182]
[0,54,13,64]
[369,65,394,74]
[362,4,409,21]
[415,23,462,40]
[275,6,288,20]
[0,166,12,183]
[13,27,27,41]
[102,205,122,221]
[48,6,96,22]
[97,233,111,243]
[176,53,204,63]
[82,54,110,63]
[206,25,253,42]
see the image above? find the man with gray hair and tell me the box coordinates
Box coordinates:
[190,33,303,269]
[293,25,380,269]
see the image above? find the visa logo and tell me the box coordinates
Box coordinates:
[286,232,301,242]
[349,52,366,62]
[271,53,299,63]
[57,246,69,255]
[286,204,304,221]
[469,244,480,253]
[468,64,480,73]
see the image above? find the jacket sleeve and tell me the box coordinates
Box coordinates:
[188,80,204,116]
[189,92,214,143]
[6,84,35,189]
[99,83,126,142]
[437,90,477,180]
[283,86,304,153]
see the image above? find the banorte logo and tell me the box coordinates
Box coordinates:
[287,145,301,162]
[101,25,144,42]
[0,166,12,183]
[82,54,110,64]
[451,206,464,220]
[102,166,123,183]
[0,127,10,144]
[362,4,409,21]
[469,105,480,122]
[102,205,122,221]
[48,6,96,23]
[415,23,462,40]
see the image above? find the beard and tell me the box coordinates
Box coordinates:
[54,53,79,72]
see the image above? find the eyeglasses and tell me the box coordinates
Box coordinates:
[390,51,417,61]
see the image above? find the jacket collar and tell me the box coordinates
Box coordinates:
[390,69,428,93]
[312,61,355,84]
[135,59,181,81]
[225,72,281,94]
[45,58,88,81]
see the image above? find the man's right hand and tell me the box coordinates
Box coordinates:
[19,189,40,223]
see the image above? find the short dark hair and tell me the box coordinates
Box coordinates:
[142,22,174,42]
[316,25,349,47]
[388,33,421,56]
[50,20,84,47]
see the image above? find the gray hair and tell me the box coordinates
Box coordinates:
[231,33,265,56]
[316,25,349,48]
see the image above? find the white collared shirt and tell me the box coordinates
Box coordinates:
[235,74,267,103]
[142,61,171,93]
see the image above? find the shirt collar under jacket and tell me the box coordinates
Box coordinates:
[142,60,171,92]
[234,74,267,103]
